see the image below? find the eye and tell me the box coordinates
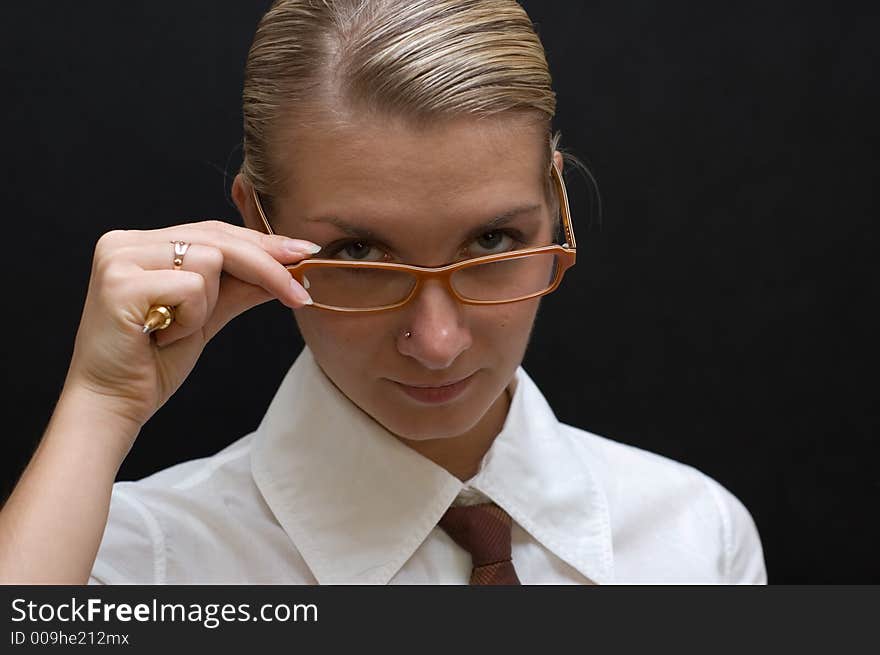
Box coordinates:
[477,232,506,250]
[466,230,524,257]
[323,240,390,262]
[322,228,528,263]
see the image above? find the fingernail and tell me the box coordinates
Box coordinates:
[284,239,321,255]
[290,278,314,305]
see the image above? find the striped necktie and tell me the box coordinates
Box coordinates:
[438,502,521,585]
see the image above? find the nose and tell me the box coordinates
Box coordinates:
[396,279,472,370]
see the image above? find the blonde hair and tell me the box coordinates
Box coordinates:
[241,0,561,201]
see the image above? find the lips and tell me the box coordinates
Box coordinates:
[390,372,476,404]
[397,375,472,388]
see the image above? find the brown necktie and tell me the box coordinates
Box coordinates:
[438,502,521,585]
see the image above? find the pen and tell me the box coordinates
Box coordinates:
[142,305,174,334]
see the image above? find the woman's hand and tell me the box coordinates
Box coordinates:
[62,220,316,451]
[0,219,316,584]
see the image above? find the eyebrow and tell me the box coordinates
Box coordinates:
[305,203,543,247]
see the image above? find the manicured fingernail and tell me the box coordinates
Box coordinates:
[290,278,314,305]
[284,239,321,255]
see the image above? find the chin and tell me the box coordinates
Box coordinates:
[367,372,510,442]
[374,404,487,442]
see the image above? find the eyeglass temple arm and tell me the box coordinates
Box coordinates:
[551,162,576,250]
[251,186,275,235]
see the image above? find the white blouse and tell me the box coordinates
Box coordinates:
[89,347,766,584]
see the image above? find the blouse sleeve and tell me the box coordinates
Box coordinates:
[88,483,166,585]
[703,474,767,584]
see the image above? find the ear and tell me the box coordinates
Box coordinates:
[232,173,270,234]
[552,150,564,174]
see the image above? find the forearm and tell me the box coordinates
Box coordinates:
[0,386,139,584]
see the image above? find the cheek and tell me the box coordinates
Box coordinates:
[499,307,533,330]
[292,309,390,363]
[473,300,540,350]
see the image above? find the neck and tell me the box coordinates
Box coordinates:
[395,386,512,482]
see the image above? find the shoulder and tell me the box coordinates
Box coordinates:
[90,432,292,584]
[558,423,766,584]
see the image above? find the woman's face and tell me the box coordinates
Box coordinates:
[251,113,557,442]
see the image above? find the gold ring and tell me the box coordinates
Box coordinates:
[142,241,191,334]
[171,240,191,269]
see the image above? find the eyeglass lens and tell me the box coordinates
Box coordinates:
[301,251,560,310]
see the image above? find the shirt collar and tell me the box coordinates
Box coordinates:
[251,347,613,584]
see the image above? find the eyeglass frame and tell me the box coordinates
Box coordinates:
[251,162,577,313]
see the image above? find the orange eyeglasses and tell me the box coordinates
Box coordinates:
[252,163,576,312]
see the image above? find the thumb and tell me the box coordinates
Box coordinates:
[203,274,277,342]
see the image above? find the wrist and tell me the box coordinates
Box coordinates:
[49,383,145,466]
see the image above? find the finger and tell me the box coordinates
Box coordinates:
[116,242,223,273]
[112,226,314,309]
[116,269,209,347]
[105,220,321,263]
[202,274,277,343]
[114,243,223,320]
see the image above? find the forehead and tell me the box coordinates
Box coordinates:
[269,112,549,231]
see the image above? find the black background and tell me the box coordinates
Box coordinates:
[1,1,877,583]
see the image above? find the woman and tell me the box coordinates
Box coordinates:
[0,0,765,584]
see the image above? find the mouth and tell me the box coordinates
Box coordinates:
[389,372,476,405]
[397,374,473,388]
